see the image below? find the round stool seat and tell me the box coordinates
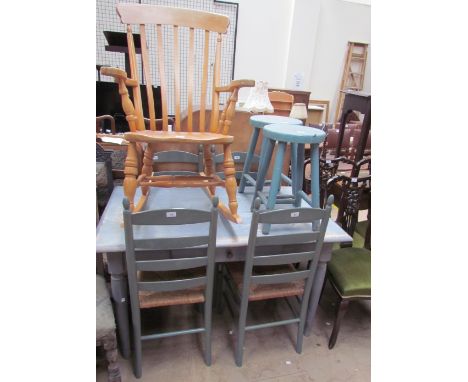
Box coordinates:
[263,124,326,144]
[249,115,302,129]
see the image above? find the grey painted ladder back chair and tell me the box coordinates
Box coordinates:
[222,196,333,366]
[123,197,218,378]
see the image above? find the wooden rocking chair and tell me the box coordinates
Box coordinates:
[101,3,254,223]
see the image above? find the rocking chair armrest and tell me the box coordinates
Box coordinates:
[100,67,138,87]
[215,79,255,93]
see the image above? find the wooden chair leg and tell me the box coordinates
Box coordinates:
[235,297,249,367]
[140,144,154,196]
[223,143,239,220]
[124,142,139,211]
[328,299,349,349]
[102,333,121,382]
[203,144,216,195]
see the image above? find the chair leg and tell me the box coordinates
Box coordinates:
[223,143,239,220]
[130,302,143,378]
[235,296,249,367]
[124,142,139,211]
[203,144,216,195]
[204,301,213,366]
[103,333,121,382]
[140,144,154,197]
[328,299,349,349]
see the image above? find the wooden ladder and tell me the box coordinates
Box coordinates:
[334,41,368,125]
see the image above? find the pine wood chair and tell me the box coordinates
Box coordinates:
[268,91,295,116]
[101,3,255,223]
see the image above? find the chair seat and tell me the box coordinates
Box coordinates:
[263,124,326,144]
[328,247,371,298]
[226,262,304,301]
[138,268,206,308]
[96,275,116,339]
[250,115,302,129]
[124,130,234,144]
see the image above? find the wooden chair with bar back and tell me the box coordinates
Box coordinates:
[101,3,254,223]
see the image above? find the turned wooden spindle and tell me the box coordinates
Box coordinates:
[124,142,139,211]
[223,143,238,219]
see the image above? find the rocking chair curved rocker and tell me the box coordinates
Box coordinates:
[101,3,255,222]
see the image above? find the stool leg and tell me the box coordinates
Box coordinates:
[310,144,320,208]
[290,143,299,206]
[252,137,274,211]
[294,143,305,207]
[239,127,260,193]
[262,142,286,234]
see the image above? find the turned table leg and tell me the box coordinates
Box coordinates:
[304,243,332,336]
[106,252,131,359]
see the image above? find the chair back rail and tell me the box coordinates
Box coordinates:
[116,3,231,134]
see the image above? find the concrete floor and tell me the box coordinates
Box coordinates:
[97,281,370,382]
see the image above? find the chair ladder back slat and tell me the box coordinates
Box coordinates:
[139,24,156,131]
[134,236,209,251]
[187,27,195,132]
[138,277,207,293]
[209,33,222,133]
[130,207,211,225]
[258,208,327,225]
[253,251,315,266]
[255,232,320,247]
[199,30,210,132]
[136,256,208,272]
[251,270,310,285]
[156,24,168,131]
[126,25,145,131]
[173,25,181,131]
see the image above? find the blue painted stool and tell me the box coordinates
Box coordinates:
[239,115,302,193]
[254,124,326,234]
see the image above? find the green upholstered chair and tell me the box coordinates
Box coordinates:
[323,174,371,349]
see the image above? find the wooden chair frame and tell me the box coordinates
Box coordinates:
[101,3,254,223]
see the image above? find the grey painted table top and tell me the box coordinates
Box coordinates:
[96,186,352,253]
